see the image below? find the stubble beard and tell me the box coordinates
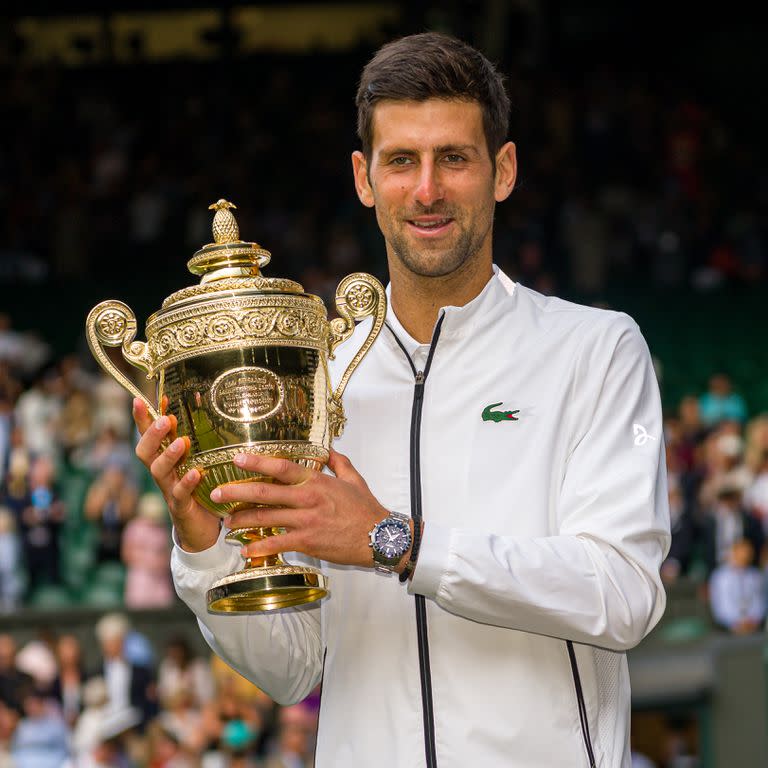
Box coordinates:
[386,213,491,279]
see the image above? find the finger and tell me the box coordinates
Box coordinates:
[211,480,304,508]
[133,397,154,436]
[150,436,189,485]
[328,449,367,487]
[135,415,174,466]
[171,468,202,510]
[241,529,302,559]
[232,454,311,485]
[225,507,297,531]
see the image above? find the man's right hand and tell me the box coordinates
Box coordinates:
[133,397,220,553]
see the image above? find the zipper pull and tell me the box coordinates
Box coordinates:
[415,370,425,399]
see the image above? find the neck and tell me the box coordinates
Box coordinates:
[388,257,493,343]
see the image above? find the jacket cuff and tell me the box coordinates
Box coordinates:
[172,525,232,572]
[408,521,453,598]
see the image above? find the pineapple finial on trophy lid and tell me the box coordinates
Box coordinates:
[186,198,271,284]
[210,199,240,244]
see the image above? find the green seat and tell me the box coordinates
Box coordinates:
[80,582,123,608]
[28,584,74,609]
[658,616,710,644]
[93,561,126,590]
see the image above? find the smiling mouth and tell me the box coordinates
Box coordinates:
[407,218,454,231]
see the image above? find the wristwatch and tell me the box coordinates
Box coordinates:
[369,511,412,574]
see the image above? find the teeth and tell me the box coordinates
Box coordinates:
[413,219,448,229]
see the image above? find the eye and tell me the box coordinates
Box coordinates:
[444,154,465,163]
[391,156,413,166]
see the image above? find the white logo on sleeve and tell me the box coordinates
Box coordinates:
[633,423,656,446]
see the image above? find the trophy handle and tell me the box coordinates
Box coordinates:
[328,273,387,437]
[85,300,159,420]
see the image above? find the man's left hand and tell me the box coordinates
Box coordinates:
[211,449,390,568]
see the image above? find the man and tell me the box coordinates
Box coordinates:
[134,32,670,767]
[91,613,157,728]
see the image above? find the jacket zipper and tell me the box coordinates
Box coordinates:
[566,640,597,767]
[386,315,445,768]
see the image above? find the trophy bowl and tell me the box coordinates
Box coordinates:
[86,200,386,613]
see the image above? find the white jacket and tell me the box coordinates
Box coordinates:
[172,268,670,768]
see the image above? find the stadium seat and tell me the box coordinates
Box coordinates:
[80,582,123,608]
[27,584,74,610]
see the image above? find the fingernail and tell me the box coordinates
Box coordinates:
[155,416,169,431]
[233,454,247,467]
[184,469,199,483]
[132,397,140,411]
[210,488,222,502]
[169,438,184,453]
[223,516,232,528]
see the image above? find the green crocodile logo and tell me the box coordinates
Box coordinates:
[482,403,520,422]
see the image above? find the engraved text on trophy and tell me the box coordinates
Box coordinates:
[211,367,284,423]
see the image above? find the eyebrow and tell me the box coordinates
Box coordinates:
[378,144,481,161]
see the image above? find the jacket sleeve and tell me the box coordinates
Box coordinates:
[409,314,671,651]
[171,527,324,704]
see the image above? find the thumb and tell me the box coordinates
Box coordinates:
[328,449,367,487]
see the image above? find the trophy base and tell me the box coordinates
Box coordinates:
[207,565,328,613]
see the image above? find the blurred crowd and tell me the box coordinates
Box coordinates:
[663,372,768,635]
[0,614,319,767]
[1,49,766,311]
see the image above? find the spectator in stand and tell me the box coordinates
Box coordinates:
[0,635,33,716]
[660,474,698,584]
[13,368,62,462]
[2,425,30,513]
[70,676,108,758]
[698,430,753,511]
[709,538,767,633]
[745,414,768,469]
[0,507,22,611]
[17,455,65,593]
[10,683,70,768]
[145,721,197,768]
[84,460,137,565]
[14,637,57,697]
[92,612,157,728]
[157,636,215,712]
[51,634,86,728]
[745,448,768,533]
[67,703,143,768]
[121,492,173,609]
[263,703,317,768]
[701,480,764,576]
[698,372,748,426]
[156,685,207,760]
[0,699,18,768]
[73,423,136,478]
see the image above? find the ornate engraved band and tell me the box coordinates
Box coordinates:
[162,277,305,308]
[212,565,324,588]
[146,295,330,371]
[178,441,330,476]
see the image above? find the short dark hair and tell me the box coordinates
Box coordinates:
[356,32,510,162]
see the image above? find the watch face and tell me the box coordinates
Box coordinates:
[374,521,410,558]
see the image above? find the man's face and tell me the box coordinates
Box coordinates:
[353,99,515,279]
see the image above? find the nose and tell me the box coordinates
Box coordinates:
[413,160,443,207]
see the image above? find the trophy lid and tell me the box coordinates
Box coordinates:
[162,200,305,308]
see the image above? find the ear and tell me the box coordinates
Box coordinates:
[352,151,375,208]
[494,141,517,203]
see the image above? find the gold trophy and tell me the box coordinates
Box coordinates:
[86,200,386,613]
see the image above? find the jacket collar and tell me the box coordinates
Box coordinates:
[384,265,517,356]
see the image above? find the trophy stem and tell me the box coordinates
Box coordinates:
[206,525,327,614]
